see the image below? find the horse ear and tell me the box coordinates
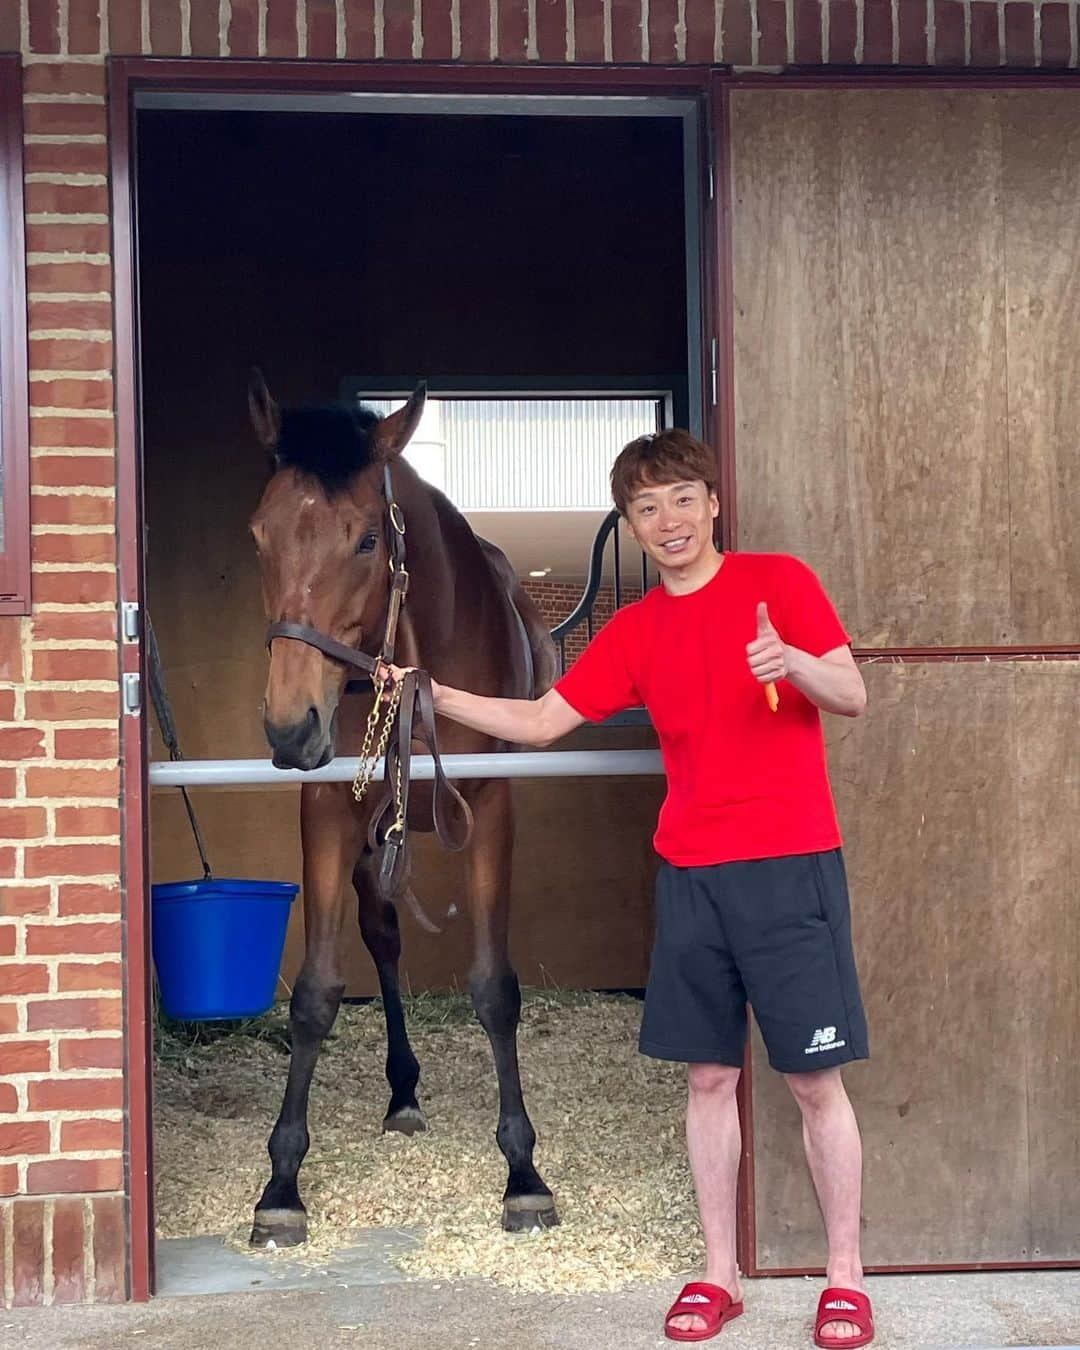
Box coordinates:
[373,382,427,461]
[248,367,281,451]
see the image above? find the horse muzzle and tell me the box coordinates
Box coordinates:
[264,704,338,771]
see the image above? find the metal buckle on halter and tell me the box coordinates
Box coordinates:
[389,501,406,536]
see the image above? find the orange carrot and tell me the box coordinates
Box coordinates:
[765,681,779,713]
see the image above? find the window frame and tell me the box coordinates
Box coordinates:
[0,55,29,615]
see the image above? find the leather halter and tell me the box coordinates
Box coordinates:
[265,463,472,907]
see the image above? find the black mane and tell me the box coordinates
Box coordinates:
[274,404,382,490]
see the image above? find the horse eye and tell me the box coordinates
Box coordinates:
[356,533,378,555]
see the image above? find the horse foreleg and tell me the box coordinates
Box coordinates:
[466,781,559,1232]
[251,789,357,1248]
[354,851,427,1136]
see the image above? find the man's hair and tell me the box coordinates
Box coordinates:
[610,428,719,516]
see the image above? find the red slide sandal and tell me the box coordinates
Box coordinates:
[664,1282,745,1342]
[814,1287,875,1349]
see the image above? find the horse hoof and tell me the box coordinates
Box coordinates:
[383,1105,428,1137]
[502,1194,560,1233]
[250,1207,308,1248]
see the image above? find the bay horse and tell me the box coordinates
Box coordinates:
[245,372,560,1247]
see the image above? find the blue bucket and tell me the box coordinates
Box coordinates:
[151,878,299,1021]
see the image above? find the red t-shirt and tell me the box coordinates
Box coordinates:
[555,552,851,866]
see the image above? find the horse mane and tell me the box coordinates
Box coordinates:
[274,404,382,491]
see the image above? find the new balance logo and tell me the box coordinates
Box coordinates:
[824,1300,859,1312]
[804,1026,847,1055]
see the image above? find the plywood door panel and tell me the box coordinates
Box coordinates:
[750,663,1033,1268]
[1001,92,1080,644]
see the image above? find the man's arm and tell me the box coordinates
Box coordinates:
[383,667,587,746]
[747,603,866,718]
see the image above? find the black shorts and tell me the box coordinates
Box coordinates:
[639,849,869,1074]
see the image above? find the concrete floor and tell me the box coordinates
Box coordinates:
[2,1261,1078,1350]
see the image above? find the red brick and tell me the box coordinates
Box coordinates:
[0,4,19,49]
[0,807,48,841]
[108,0,142,52]
[385,0,415,57]
[722,0,754,62]
[32,533,115,567]
[28,299,113,333]
[28,337,112,371]
[827,0,857,62]
[25,141,109,177]
[25,260,111,295]
[27,1157,123,1194]
[0,924,16,955]
[31,648,118,683]
[27,766,119,800]
[0,1040,52,1073]
[26,921,120,958]
[933,0,966,63]
[25,690,118,722]
[0,1120,50,1158]
[970,0,1002,64]
[418,0,452,56]
[793,0,822,62]
[0,1163,18,1194]
[757,0,788,62]
[684,0,713,60]
[24,844,121,881]
[227,0,259,52]
[32,609,118,646]
[0,1001,19,1031]
[28,0,62,53]
[0,1083,17,1111]
[266,0,300,55]
[897,0,928,62]
[57,883,120,917]
[27,996,122,1031]
[23,102,106,139]
[51,1197,88,1304]
[61,1117,124,1153]
[92,1194,126,1300]
[307,0,338,56]
[0,726,46,759]
[30,379,114,413]
[1041,2,1072,67]
[0,619,23,683]
[25,222,110,258]
[12,1198,46,1306]
[190,0,223,54]
[57,959,122,992]
[59,1036,123,1070]
[458,0,489,58]
[0,690,13,719]
[648,0,677,61]
[0,963,50,995]
[148,0,183,53]
[55,807,121,840]
[54,726,120,760]
[1004,1,1035,64]
[862,0,894,62]
[69,0,103,53]
[0,887,52,919]
[610,0,641,60]
[29,1076,123,1112]
[24,65,106,97]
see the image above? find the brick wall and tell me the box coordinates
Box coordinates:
[0,0,1065,1312]
[523,577,644,665]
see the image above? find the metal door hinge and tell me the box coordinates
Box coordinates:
[122,601,140,642]
[123,672,142,715]
[710,337,719,407]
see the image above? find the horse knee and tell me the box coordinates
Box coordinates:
[470,970,521,1038]
[290,975,343,1042]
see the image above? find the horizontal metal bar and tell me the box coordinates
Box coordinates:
[149,750,664,788]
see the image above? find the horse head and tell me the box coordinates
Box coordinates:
[247,368,426,770]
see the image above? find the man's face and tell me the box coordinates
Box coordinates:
[624,478,720,573]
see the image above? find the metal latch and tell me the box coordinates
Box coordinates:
[122,601,140,642]
[123,672,142,715]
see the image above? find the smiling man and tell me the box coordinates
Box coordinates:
[384,429,873,1347]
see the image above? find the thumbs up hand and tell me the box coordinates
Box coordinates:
[746,601,788,685]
